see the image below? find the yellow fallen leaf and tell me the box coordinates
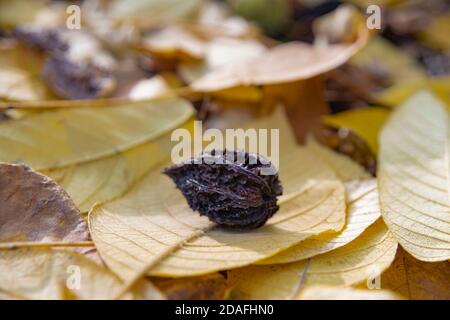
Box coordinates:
[44,129,178,213]
[375,77,450,109]
[210,86,263,103]
[228,219,398,299]
[346,0,398,8]
[258,138,373,265]
[378,91,450,261]
[108,0,203,27]
[260,179,380,264]
[350,36,426,85]
[0,98,194,171]
[296,285,402,300]
[306,137,370,181]
[324,107,390,154]
[419,14,450,51]
[0,0,47,28]
[0,248,164,300]
[89,109,346,285]
[192,27,368,91]
[90,156,345,280]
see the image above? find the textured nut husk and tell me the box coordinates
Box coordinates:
[164,150,282,229]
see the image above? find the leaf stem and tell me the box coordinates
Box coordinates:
[0,241,95,249]
[0,87,195,109]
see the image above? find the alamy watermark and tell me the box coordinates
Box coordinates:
[66,5,81,30]
[366,5,382,30]
[66,265,81,291]
[171,121,280,175]
[366,265,382,289]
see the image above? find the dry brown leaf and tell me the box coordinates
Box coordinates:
[192,28,368,92]
[262,77,330,143]
[141,26,206,61]
[324,107,390,154]
[152,273,229,300]
[381,247,450,300]
[0,163,89,244]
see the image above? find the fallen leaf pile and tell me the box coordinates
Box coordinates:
[0,0,449,300]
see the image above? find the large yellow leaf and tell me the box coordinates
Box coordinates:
[378,91,450,261]
[89,110,347,285]
[0,0,48,28]
[228,219,398,299]
[108,0,204,25]
[90,156,345,280]
[260,179,380,264]
[305,137,370,181]
[375,77,450,109]
[296,285,402,300]
[419,14,450,51]
[0,248,164,300]
[191,28,368,92]
[0,98,194,170]
[44,127,184,213]
[258,139,374,265]
[324,107,390,154]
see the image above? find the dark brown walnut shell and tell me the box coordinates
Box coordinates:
[13,28,116,100]
[42,55,116,100]
[164,150,282,230]
[316,126,377,176]
[12,27,68,55]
